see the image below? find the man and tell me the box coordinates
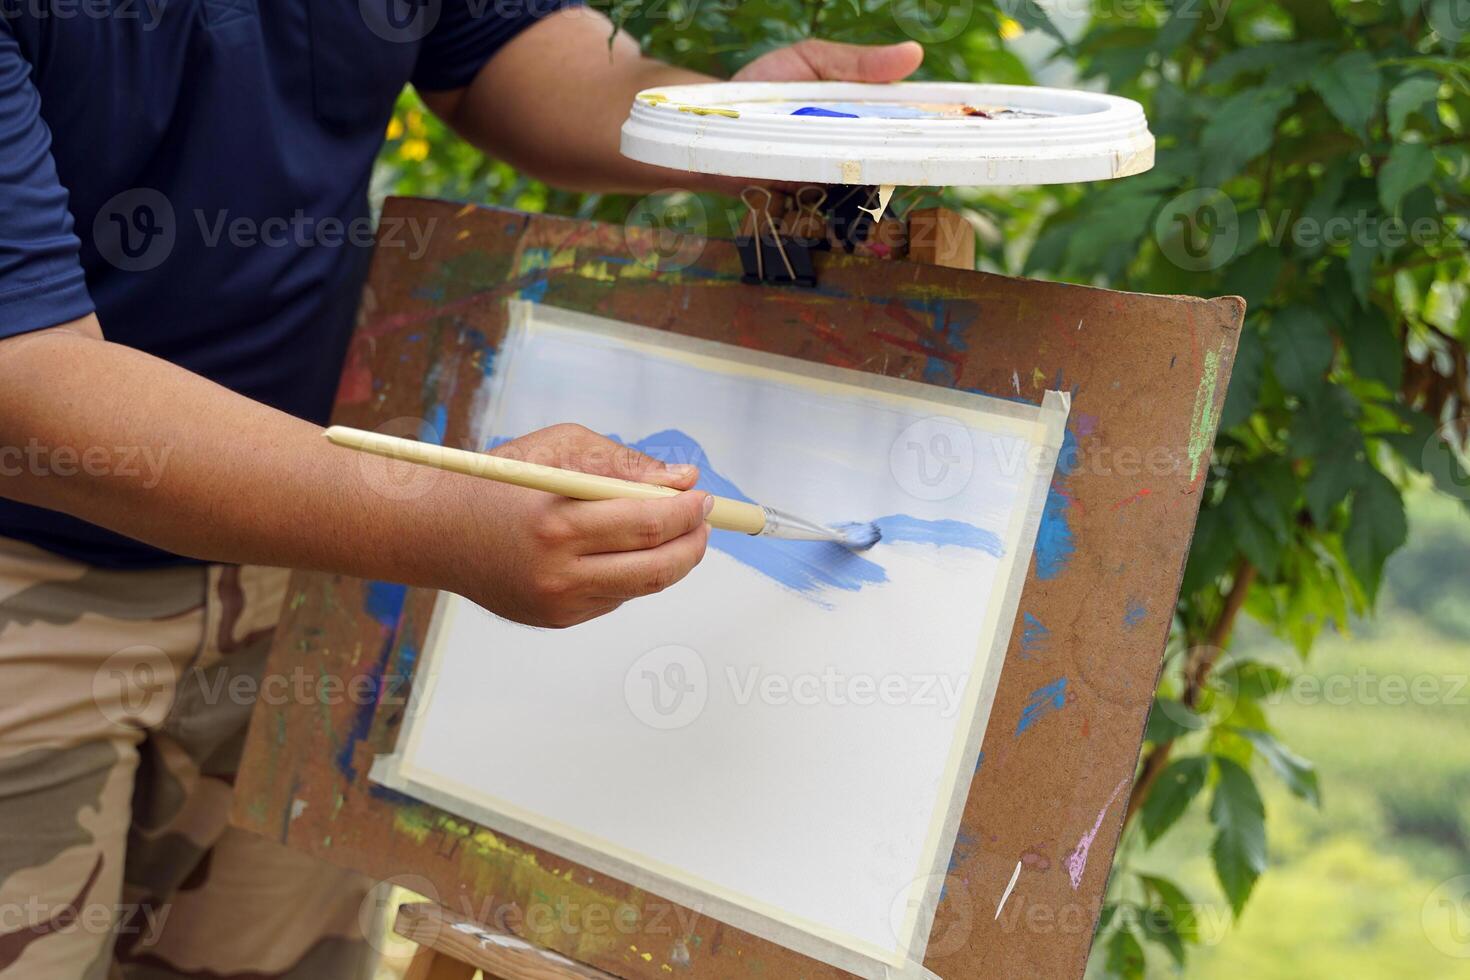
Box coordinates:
[0,0,922,974]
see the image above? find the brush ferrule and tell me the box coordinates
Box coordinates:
[756,506,843,543]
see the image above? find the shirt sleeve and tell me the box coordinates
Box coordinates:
[0,27,93,339]
[411,0,583,93]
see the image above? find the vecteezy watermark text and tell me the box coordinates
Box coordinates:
[0,440,171,488]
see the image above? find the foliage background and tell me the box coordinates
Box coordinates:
[375,1,1470,975]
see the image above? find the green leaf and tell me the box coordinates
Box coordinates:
[1145,697,1205,743]
[1344,469,1408,600]
[1142,755,1211,843]
[1201,42,1329,86]
[1140,873,1200,951]
[1183,501,1235,594]
[1200,89,1295,185]
[1219,323,1265,429]
[1209,757,1268,916]
[1379,142,1437,214]
[1104,924,1146,980]
[1427,0,1469,42]
[1222,486,1284,579]
[1381,405,1470,504]
[1304,445,1366,525]
[998,0,1073,53]
[1310,51,1383,136]
[1233,728,1322,807]
[1337,301,1402,389]
[1387,75,1441,136]
[1265,306,1335,397]
[1290,385,1362,460]
[1221,247,1283,310]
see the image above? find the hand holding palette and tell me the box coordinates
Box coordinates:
[620,81,1155,187]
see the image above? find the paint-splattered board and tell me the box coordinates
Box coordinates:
[232,198,1243,979]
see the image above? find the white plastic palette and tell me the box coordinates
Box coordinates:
[620,81,1155,187]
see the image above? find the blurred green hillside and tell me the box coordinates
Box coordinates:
[1099,484,1470,978]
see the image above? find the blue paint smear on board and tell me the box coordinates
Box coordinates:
[1124,597,1147,629]
[336,583,411,780]
[1020,612,1050,658]
[1034,429,1079,581]
[619,429,1003,603]
[1016,677,1068,735]
[517,278,550,303]
[364,581,408,630]
[421,404,448,444]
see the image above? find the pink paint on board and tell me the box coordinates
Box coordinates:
[1063,777,1130,890]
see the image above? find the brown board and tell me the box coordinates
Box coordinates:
[232,197,1243,979]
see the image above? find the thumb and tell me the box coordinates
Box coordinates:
[791,39,925,82]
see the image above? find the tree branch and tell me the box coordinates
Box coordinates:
[1124,559,1259,824]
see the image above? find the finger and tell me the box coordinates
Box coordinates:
[578,521,711,599]
[509,423,701,489]
[739,39,924,83]
[571,492,714,555]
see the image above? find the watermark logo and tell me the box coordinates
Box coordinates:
[1423,875,1470,959]
[1423,417,1470,502]
[624,644,707,730]
[360,874,443,956]
[354,417,447,502]
[892,0,973,42]
[890,872,972,956]
[890,416,975,501]
[360,0,440,42]
[1155,188,1238,272]
[624,192,708,273]
[92,645,174,727]
[94,188,176,272]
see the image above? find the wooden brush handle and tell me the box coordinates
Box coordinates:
[324,426,768,535]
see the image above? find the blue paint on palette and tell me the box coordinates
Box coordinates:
[1016,677,1068,735]
[518,278,550,303]
[792,106,859,118]
[620,429,1004,603]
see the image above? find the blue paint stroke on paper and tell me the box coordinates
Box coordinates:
[1016,677,1069,735]
[1020,612,1050,660]
[622,429,1002,603]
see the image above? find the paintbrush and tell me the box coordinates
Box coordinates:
[325,427,882,550]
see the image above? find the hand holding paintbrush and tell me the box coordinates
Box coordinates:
[326,427,880,550]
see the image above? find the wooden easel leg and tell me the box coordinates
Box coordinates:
[405,946,479,980]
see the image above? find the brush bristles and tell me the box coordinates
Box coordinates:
[834,521,882,551]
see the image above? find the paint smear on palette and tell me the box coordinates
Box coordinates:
[625,430,1004,604]
[1015,677,1068,735]
[1123,597,1147,629]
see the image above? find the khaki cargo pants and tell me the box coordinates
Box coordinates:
[0,537,376,978]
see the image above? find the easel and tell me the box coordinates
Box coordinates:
[392,203,974,980]
[234,195,1241,980]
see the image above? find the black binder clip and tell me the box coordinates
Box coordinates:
[737,187,816,288]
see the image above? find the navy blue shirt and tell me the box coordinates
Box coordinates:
[0,0,570,566]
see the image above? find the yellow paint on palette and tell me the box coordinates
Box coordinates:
[1031,366,1047,389]
[677,105,739,118]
